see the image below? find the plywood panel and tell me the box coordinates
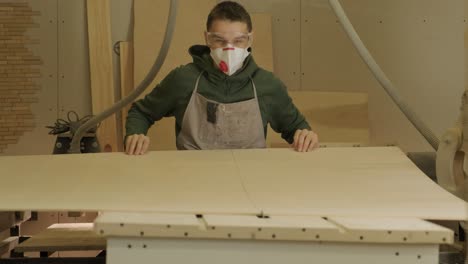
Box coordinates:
[267,91,369,147]
[87,0,118,152]
[232,147,468,220]
[0,150,259,215]
[0,147,466,221]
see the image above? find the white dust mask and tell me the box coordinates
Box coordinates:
[210,44,250,76]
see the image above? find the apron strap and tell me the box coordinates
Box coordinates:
[249,77,258,99]
[193,71,205,94]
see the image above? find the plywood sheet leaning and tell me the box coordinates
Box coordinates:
[133,0,273,150]
[267,91,369,147]
[87,0,118,152]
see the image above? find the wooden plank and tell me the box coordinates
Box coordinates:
[94,212,204,238]
[203,215,453,244]
[328,217,453,244]
[96,212,333,241]
[87,0,118,152]
[14,223,105,253]
[119,41,134,135]
[203,215,336,230]
[0,147,466,221]
[95,213,454,244]
[267,91,369,147]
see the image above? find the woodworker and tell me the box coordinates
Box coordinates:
[125,1,318,154]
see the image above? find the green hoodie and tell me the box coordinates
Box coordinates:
[126,45,310,144]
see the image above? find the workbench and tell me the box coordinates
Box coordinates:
[0,147,466,263]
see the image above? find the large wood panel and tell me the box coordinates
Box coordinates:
[0,150,258,214]
[0,147,466,220]
[87,0,118,152]
[233,147,467,220]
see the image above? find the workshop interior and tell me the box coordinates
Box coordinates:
[0,0,467,263]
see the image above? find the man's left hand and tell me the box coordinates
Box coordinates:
[293,129,319,152]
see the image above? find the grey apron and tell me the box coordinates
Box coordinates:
[176,72,266,150]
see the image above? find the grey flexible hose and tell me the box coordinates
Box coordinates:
[329,0,440,150]
[69,0,178,153]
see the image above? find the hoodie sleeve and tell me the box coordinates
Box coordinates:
[268,76,311,144]
[125,68,180,137]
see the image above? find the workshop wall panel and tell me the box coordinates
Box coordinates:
[1,0,58,156]
[57,0,91,119]
[229,0,302,90]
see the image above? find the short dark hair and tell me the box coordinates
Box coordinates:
[206,1,252,32]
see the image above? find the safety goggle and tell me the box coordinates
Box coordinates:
[206,32,252,48]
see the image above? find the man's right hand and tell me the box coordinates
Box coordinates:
[125,134,150,155]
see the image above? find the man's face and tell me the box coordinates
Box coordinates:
[205,20,252,49]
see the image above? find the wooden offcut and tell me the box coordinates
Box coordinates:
[87,0,118,152]
[14,223,106,253]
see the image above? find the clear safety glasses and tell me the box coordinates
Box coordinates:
[206,32,252,49]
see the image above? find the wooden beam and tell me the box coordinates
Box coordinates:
[86,0,118,152]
